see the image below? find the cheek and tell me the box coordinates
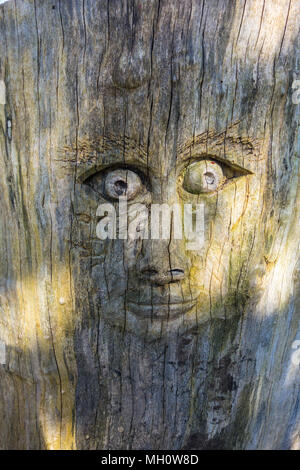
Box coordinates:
[71,190,127,293]
[188,179,260,295]
[123,239,142,270]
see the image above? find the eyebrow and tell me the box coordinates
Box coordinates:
[57,134,148,165]
[177,122,261,162]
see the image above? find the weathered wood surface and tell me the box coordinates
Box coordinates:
[0,0,299,449]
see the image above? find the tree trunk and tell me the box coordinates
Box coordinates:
[0,0,299,450]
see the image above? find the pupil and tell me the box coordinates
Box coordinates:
[114,180,128,195]
[204,172,215,185]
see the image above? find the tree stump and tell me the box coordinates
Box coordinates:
[0,0,299,450]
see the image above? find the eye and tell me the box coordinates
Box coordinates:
[182,159,249,194]
[85,167,144,201]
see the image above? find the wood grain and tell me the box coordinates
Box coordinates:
[0,0,299,450]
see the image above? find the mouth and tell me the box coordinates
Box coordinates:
[126,299,198,320]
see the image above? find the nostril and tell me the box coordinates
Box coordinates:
[141,268,159,277]
[169,269,184,276]
[169,269,185,280]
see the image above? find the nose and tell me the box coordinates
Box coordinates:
[139,267,185,285]
[136,239,189,286]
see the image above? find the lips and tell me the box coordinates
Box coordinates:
[126,298,197,320]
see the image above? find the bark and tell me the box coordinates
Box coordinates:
[0,0,299,450]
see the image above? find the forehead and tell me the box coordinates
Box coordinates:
[49,1,298,183]
[70,1,297,154]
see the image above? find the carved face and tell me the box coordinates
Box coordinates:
[63,1,297,342]
[70,123,265,340]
